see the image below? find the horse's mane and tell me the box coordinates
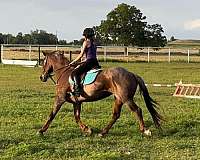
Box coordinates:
[43,50,70,63]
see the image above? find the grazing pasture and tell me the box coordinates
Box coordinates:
[0,62,200,159]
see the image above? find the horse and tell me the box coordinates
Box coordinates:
[38,50,162,137]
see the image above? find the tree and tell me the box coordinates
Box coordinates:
[144,24,167,47]
[15,32,25,44]
[23,34,33,44]
[94,3,167,47]
[0,30,66,45]
[169,36,176,42]
[4,34,15,44]
[58,40,67,45]
[0,33,4,44]
[30,30,58,45]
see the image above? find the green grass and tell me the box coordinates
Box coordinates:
[0,62,200,159]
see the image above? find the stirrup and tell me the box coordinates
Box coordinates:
[72,86,82,97]
[72,91,81,97]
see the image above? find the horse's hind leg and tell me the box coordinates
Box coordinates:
[126,100,151,136]
[73,103,92,136]
[99,97,123,137]
[37,96,65,135]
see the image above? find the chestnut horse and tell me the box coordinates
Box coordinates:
[38,50,162,136]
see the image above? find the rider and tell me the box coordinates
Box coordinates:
[69,28,100,96]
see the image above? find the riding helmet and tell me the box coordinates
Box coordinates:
[83,28,95,38]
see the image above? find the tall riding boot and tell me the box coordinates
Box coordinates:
[73,76,82,97]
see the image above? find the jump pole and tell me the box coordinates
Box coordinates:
[145,83,177,87]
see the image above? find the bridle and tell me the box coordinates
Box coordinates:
[43,55,85,85]
[42,55,71,85]
[48,64,72,85]
[47,63,84,85]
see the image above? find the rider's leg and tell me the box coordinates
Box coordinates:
[72,63,88,96]
[72,60,98,96]
[72,69,82,96]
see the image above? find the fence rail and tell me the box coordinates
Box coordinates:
[1,44,200,65]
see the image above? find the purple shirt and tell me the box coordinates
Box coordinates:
[85,43,97,60]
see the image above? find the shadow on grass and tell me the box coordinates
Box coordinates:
[33,117,200,142]
[157,120,200,138]
[0,138,22,150]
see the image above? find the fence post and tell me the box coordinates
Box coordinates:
[124,47,127,62]
[38,45,41,65]
[0,44,3,63]
[69,50,72,61]
[29,45,31,60]
[124,47,127,56]
[168,48,171,63]
[104,46,107,62]
[147,47,150,63]
[127,47,129,62]
[188,49,190,63]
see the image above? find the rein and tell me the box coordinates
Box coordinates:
[54,64,70,72]
[48,61,85,85]
[49,64,71,85]
[49,75,57,85]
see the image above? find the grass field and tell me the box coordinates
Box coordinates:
[0,62,200,159]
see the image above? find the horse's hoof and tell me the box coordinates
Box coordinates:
[98,131,107,137]
[85,128,93,136]
[36,130,44,137]
[143,129,152,136]
[82,127,93,136]
[98,133,104,137]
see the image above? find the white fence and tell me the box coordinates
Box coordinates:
[0,44,200,65]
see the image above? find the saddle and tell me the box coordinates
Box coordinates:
[69,68,102,86]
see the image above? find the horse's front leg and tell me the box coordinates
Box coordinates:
[73,103,92,136]
[37,96,65,135]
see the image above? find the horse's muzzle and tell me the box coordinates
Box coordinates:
[40,74,48,82]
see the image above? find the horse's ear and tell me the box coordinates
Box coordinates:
[42,51,46,56]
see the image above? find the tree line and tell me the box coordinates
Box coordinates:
[0,3,167,47]
[0,30,67,45]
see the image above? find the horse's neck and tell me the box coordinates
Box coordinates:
[53,60,68,71]
[54,63,71,82]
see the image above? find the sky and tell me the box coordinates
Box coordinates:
[0,0,200,42]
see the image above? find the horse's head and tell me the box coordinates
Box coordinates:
[40,50,69,82]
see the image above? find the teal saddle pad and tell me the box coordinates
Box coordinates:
[69,69,102,85]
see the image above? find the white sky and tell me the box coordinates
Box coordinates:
[0,0,200,42]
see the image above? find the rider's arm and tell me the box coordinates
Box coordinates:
[70,41,87,64]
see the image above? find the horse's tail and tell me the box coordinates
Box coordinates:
[135,75,162,128]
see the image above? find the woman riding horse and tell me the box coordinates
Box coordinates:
[69,28,100,97]
[39,51,162,137]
